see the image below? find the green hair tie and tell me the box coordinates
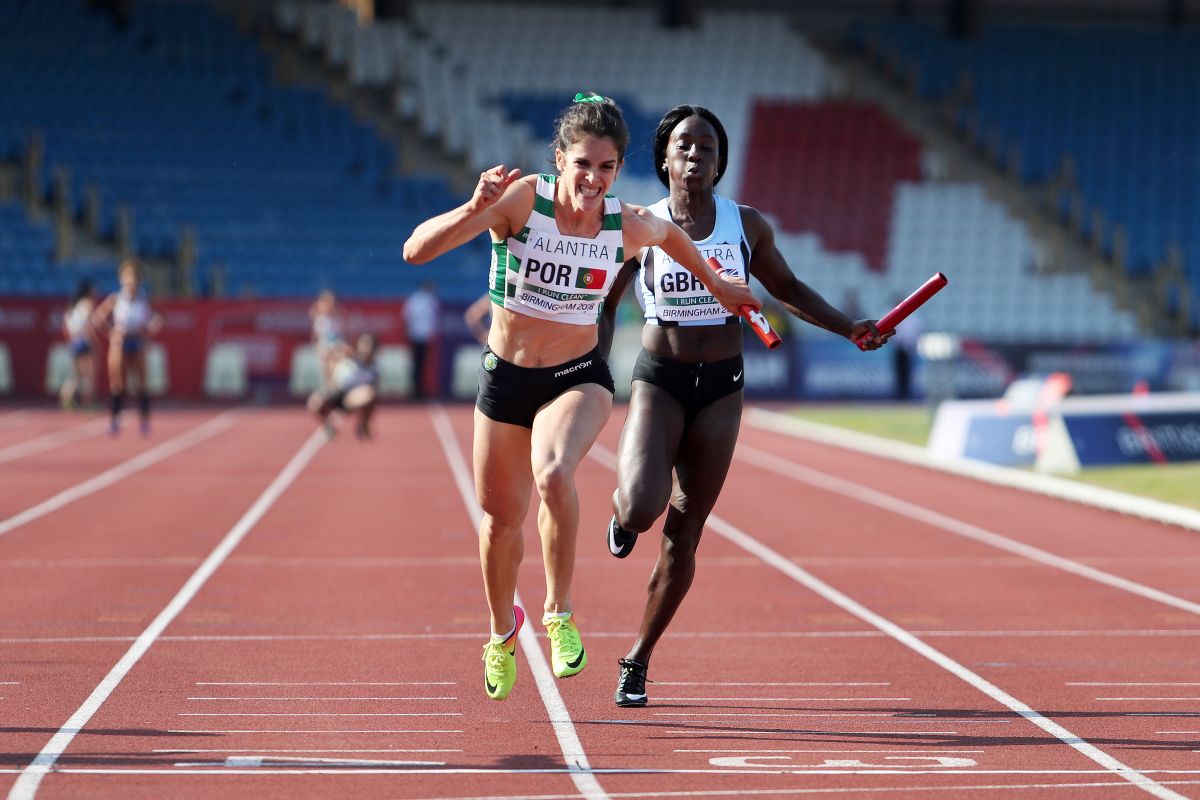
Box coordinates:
[573,92,606,103]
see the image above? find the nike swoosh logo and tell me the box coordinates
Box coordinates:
[485,677,498,694]
[566,649,586,669]
[732,371,743,382]
[623,693,646,700]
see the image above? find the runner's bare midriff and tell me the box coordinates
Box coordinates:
[488,305,599,367]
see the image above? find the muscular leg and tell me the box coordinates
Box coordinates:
[612,381,684,533]
[107,343,126,428]
[530,383,612,615]
[473,410,534,636]
[126,351,150,431]
[625,390,742,667]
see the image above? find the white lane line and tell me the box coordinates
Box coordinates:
[1072,683,1200,686]
[5,768,1198,782]
[3,629,1197,646]
[180,756,447,767]
[734,441,1200,618]
[430,405,607,800]
[195,681,456,686]
[589,443,1189,800]
[652,697,909,702]
[666,730,961,737]
[185,696,457,701]
[654,713,939,719]
[7,426,326,800]
[0,419,108,465]
[167,729,464,734]
[154,749,462,754]
[1098,698,1200,702]
[176,713,461,717]
[675,749,987,753]
[1158,731,1200,734]
[656,682,890,687]
[0,411,237,539]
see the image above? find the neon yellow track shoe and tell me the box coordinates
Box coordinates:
[544,612,587,678]
[482,606,524,701]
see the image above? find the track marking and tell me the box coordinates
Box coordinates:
[180,756,447,767]
[1098,698,1200,702]
[675,749,986,753]
[7,426,326,800]
[733,441,1200,618]
[0,419,107,465]
[588,443,1191,800]
[652,697,908,702]
[0,411,237,539]
[185,696,457,701]
[656,681,889,686]
[154,748,462,753]
[1072,683,1200,686]
[430,405,607,800]
[177,713,461,717]
[195,681,456,686]
[167,729,464,734]
[3,628,1198,645]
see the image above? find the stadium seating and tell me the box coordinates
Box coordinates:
[851,19,1200,319]
[0,0,482,302]
[741,101,922,271]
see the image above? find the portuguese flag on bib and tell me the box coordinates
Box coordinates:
[575,267,607,289]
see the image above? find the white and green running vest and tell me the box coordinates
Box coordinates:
[489,174,624,325]
[639,194,750,327]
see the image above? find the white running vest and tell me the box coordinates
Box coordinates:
[113,290,152,334]
[638,194,750,327]
[489,174,624,326]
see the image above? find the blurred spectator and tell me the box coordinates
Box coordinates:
[403,280,441,400]
[91,259,163,436]
[309,333,380,441]
[309,289,346,390]
[464,293,492,345]
[893,305,923,401]
[60,279,98,411]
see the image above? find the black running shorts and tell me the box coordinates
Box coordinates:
[476,346,615,429]
[631,349,744,423]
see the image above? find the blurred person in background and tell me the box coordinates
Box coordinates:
[403,279,441,400]
[309,289,346,389]
[403,92,759,702]
[892,300,923,401]
[59,278,98,411]
[464,293,493,346]
[92,259,163,436]
[600,103,890,707]
[308,332,380,441]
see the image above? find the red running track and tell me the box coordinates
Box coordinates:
[0,405,1197,800]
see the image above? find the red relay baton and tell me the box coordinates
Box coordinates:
[855,272,948,351]
[706,257,781,350]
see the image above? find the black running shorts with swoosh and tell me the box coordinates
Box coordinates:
[631,349,744,424]
[476,346,615,429]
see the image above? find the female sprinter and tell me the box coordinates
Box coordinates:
[600,104,890,707]
[403,93,759,701]
[92,259,163,435]
[59,278,97,410]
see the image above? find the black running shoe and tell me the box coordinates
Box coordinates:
[607,516,638,559]
[614,658,648,707]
